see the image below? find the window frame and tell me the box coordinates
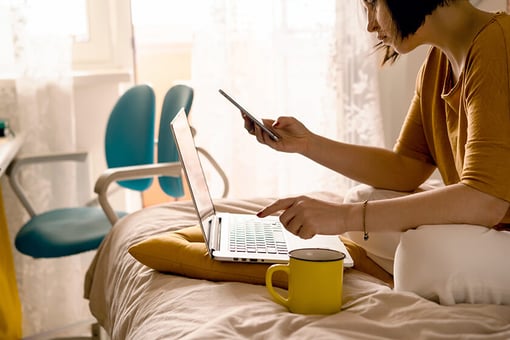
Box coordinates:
[73,0,134,72]
[0,0,133,78]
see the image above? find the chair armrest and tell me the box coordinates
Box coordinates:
[94,162,182,224]
[6,151,89,217]
[8,151,88,167]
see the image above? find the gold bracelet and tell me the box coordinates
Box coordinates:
[362,200,369,241]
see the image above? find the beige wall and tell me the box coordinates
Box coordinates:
[135,44,192,133]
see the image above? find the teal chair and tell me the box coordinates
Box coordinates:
[7,84,156,259]
[95,84,229,225]
[158,84,228,198]
[157,84,194,197]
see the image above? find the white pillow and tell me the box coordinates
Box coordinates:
[394,224,510,305]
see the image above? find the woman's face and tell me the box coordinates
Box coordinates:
[362,0,418,54]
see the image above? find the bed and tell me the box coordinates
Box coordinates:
[84,193,510,340]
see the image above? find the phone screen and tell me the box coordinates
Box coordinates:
[218,89,280,142]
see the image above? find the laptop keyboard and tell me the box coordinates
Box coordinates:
[229,219,288,255]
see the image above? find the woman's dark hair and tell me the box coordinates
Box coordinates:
[380,0,452,64]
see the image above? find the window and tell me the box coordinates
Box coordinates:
[131,0,205,45]
[0,4,14,74]
[130,0,334,45]
[0,0,132,74]
[25,0,89,40]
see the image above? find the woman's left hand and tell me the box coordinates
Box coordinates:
[257,196,346,239]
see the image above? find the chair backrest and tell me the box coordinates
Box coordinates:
[105,84,156,191]
[157,84,194,197]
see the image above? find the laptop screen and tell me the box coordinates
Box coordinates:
[170,109,216,240]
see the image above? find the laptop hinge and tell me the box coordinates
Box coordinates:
[209,216,221,252]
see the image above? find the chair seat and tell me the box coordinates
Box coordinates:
[15,207,127,258]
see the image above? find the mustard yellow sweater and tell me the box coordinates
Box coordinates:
[394,13,510,221]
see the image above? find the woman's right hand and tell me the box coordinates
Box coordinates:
[243,113,313,154]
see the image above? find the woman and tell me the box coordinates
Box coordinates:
[248,0,510,303]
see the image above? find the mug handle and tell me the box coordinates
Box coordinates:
[265,264,290,307]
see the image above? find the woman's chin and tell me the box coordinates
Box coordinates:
[392,38,421,55]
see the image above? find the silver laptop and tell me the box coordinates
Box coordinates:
[170,108,353,267]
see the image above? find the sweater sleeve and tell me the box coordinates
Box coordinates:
[394,52,436,166]
[461,18,510,202]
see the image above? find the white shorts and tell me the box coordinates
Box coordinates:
[343,184,510,305]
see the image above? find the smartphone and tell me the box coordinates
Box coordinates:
[218,89,280,142]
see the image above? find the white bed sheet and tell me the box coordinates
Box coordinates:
[84,195,510,340]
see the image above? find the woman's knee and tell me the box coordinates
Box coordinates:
[394,224,510,305]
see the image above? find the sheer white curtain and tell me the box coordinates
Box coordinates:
[1,3,93,337]
[190,0,383,200]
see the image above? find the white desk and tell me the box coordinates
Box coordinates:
[0,133,23,177]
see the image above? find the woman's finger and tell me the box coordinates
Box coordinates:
[257,197,296,217]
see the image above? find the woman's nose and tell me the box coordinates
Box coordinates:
[366,11,378,32]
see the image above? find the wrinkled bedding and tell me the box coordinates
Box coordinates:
[85,195,510,340]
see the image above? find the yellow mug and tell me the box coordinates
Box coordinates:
[265,248,345,314]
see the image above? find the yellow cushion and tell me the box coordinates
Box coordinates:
[128,225,288,288]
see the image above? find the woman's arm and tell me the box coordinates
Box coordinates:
[304,133,435,192]
[356,183,509,232]
[252,116,435,192]
[258,183,509,239]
